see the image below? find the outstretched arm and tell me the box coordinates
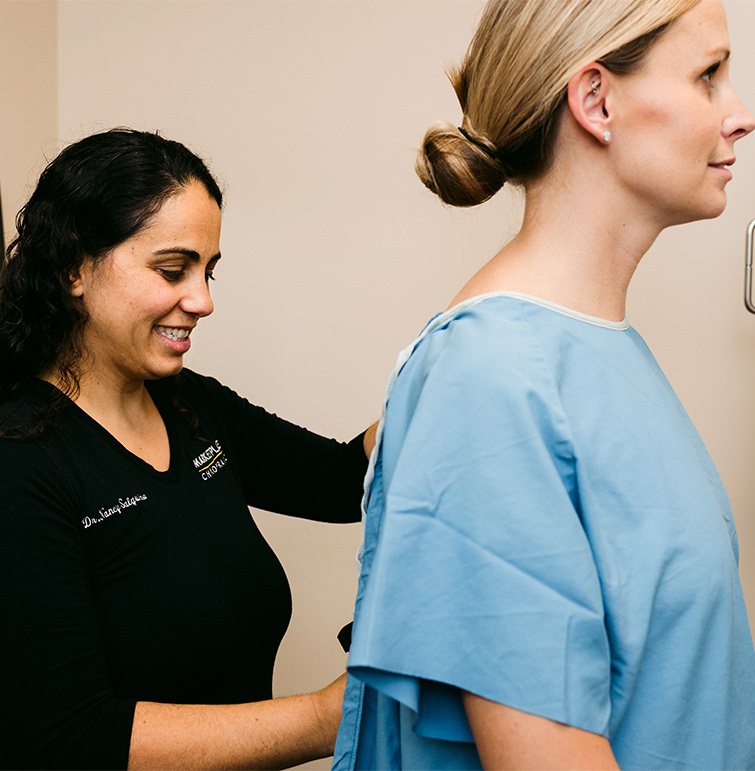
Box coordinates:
[129,674,347,770]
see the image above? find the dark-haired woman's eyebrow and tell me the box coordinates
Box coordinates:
[151,247,222,264]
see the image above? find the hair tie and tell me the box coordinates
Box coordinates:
[458,126,500,164]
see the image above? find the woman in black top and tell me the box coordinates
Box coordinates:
[0,128,372,770]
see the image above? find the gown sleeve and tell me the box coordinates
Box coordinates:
[0,441,136,770]
[345,303,612,747]
[182,371,368,523]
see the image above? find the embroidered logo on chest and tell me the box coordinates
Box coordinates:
[192,439,228,481]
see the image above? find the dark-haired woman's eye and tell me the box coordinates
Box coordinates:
[159,269,185,282]
[205,272,216,282]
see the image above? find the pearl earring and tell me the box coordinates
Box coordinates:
[603,130,612,143]
[591,81,600,96]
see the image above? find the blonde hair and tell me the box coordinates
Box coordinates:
[416,0,700,207]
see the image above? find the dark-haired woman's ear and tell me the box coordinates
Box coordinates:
[567,64,612,146]
[68,271,85,297]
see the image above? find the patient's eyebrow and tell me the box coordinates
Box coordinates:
[705,47,730,62]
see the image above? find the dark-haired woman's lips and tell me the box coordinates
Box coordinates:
[154,325,192,352]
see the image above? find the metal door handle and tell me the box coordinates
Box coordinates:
[746,218,755,313]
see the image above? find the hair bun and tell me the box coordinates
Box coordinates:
[415,122,507,208]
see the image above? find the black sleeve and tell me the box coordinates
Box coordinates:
[0,442,135,770]
[185,372,368,523]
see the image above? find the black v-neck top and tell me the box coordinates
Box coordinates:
[0,370,367,770]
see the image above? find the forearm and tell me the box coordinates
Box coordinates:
[128,675,345,770]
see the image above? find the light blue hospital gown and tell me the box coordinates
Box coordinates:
[334,292,755,771]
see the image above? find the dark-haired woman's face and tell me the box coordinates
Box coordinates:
[609,0,754,227]
[70,181,221,388]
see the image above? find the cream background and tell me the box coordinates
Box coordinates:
[0,0,56,242]
[3,2,755,768]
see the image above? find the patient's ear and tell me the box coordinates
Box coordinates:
[567,63,612,144]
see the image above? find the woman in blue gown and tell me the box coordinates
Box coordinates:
[334,0,755,768]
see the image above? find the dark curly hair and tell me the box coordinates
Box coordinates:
[0,127,223,435]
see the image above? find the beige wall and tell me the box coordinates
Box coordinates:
[6,2,752,767]
[0,0,57,244]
